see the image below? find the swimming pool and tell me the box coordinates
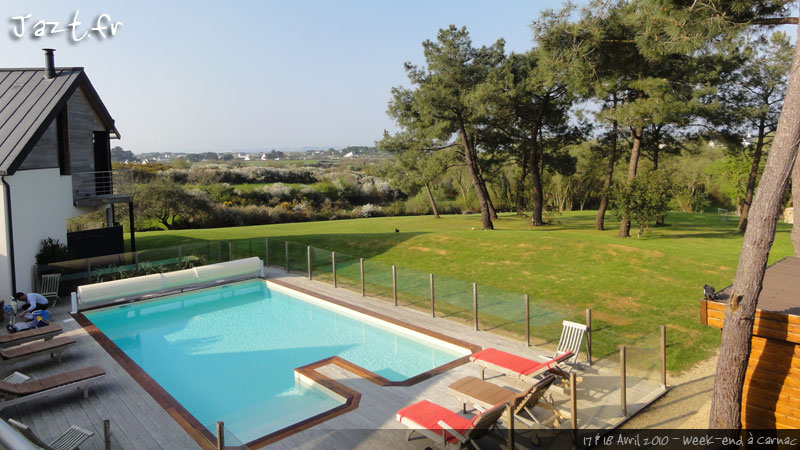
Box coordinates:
[84,279,470,443]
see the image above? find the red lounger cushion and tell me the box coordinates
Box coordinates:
[397,400,473,443]
[470,348,572,376]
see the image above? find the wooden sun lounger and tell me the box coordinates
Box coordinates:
[469,348,574,382]
[396,399,508,449]
[0,337,75,367]
[0,323,63,349]
[449,374,562,427]
[0,365,105,411]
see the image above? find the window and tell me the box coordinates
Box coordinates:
[56,107,70,175]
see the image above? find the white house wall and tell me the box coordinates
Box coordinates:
[6,168,91,292]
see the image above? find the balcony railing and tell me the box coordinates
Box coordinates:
[72,170,133,206]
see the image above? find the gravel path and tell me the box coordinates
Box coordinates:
[621,351,719,429]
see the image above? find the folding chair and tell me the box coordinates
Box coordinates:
[40,273,61,308]
[8,418,94,450]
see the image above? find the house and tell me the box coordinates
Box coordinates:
[700,256,800,428]
[0,49,133,293]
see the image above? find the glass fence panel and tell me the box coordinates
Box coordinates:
[476,285,527,338]
[310,246,333,282]
[334,252,361,291]
[179,241,213,266]
[286,241,307,274]
[430,274,473,323]
[362,259,396,303]
[395,265,431,309]
[266,238,285,268]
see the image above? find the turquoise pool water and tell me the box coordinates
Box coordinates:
[84,280,468,442]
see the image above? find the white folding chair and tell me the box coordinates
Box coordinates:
[40,273,61,308]
[8,418,94,450]
[555,320,588,364]
[3,372,30,384]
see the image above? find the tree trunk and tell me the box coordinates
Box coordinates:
[618,126,643,238]
[737,120,767,233]
[480,175,498,219]
[424,183,440,219]
[455,168,470,204]
[530,142,544,226]
[709,26,800,431]
[458,119,493,230]
[516,149,529,215]
[793,156,800,256]
[595,111,618,231]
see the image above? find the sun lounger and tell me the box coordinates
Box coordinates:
[8,418,94,450]
[469,348,574,381]
[396,399,508,449]
[449,374,562,427]
[0,323,63,348]
[0,337,75,367]
[0,365,105,410]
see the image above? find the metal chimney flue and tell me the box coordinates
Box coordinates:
[43,49,56,79]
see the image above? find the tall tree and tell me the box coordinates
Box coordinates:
[715,33,794,233]
[386,26,504,230]
[477,49,576,226]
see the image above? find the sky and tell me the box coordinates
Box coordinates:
[2,1,585,154]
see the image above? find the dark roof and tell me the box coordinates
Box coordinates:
[714,256,800,316]
[0,67,119,175]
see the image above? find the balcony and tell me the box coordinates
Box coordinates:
[72,170,133,207]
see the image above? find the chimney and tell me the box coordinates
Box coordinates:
[43,49,56,79]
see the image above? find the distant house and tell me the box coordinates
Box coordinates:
[0,49,132,293]
[343,152,355,158]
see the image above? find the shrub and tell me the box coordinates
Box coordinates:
[612,171,672,238]
[354,203,384,218]
[35,238,72,265]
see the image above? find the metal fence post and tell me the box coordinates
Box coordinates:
[332,252,337,288]
[392,265,397,306]
[360,258,365,296]
[620,345,627,417]
[307,246,312,280]
[228,241,233,261]
[265,237,269,266]
[506,402,515,450]
[284,241,289,272]
[103,420,111,450]
[134,250,139,270]
[216,421,224,450]
[430,273,435,317]
[473,283,478,331]
[217,241,222,263]
[661,325,667,389]
[525,294,530,347]
[570,372,577,429]
[586,308,592,365]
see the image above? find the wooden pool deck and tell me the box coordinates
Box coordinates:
[0,268,666,449]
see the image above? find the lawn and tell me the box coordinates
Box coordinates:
[126,211,796,374]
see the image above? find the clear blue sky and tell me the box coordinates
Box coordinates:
[2,1,581,154]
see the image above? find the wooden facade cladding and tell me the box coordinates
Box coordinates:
[701,299,800,429]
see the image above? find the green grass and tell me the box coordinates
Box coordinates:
[126,211,795,374]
